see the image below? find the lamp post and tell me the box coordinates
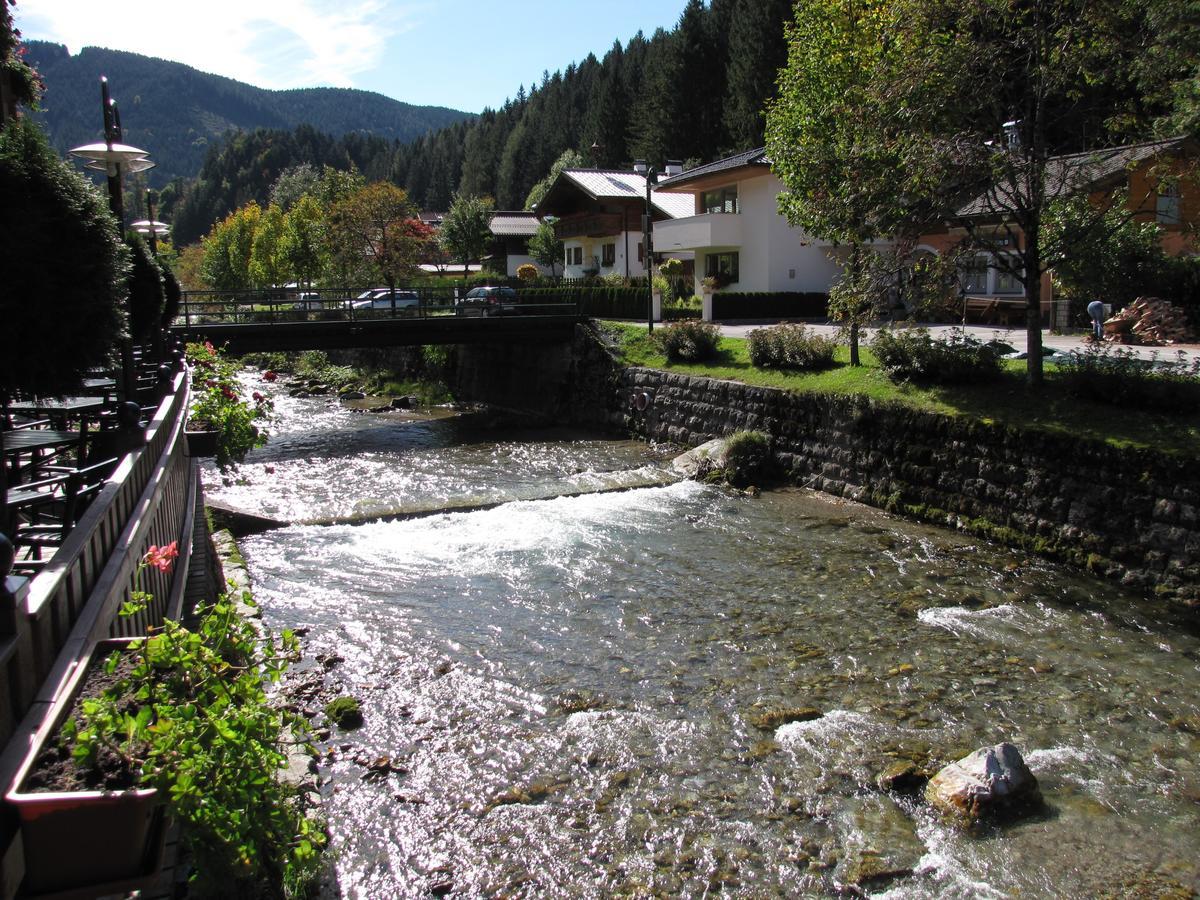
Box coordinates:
[132,191,169,255]
[68,77,154,227]
[633,159,657,334]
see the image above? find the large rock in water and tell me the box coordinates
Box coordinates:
[925,742,1041,825]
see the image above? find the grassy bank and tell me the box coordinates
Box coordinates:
[604,322,1200,456]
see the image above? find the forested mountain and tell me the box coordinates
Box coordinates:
[23,41,472,186]
[392,0,795,211]
[157,0,795,244]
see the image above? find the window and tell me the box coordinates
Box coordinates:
[601,243,616,267]
[992,256,1023,294]
[702,185,739,214]
[1158,183,1181,225]
[705,251,739,282]
[570,246,583,266]
[960,255,989,293]
[637,242,644,263]
[564,248,571,267]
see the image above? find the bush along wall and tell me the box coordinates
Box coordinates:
[605,366,1200,612]
[711,292,829,320]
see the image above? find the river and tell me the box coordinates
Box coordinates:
[201,379,1200,899]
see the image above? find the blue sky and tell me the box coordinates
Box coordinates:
[15,0,692,113]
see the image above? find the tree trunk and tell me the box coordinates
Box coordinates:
[849,321,860,367]
[1023,224,1043,386]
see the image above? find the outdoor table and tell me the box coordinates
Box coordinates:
[8,396,107,422]
[81,377,118,396]
[2,429,85,486]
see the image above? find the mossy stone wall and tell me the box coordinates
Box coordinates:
[604,366,1200,610]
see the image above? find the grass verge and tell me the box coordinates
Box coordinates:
[604,321,1200,456]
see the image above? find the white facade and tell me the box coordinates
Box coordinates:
[654,171,841,302]
[561,231,646,280]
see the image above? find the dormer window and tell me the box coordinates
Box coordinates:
[702,186,739,214]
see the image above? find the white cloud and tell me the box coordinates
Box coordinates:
[15,0,416,90]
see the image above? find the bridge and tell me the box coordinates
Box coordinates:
[171,289,585,354]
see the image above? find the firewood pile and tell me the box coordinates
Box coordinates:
[1103,297,1196,345]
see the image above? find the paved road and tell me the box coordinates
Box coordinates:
[706,320,1200,365]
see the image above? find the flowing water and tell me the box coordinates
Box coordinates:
[203,381,1200,899]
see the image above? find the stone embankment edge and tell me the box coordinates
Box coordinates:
[600,363,1199,611]
[208,529,323,811]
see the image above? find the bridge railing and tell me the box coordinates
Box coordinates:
[176,288,580,327]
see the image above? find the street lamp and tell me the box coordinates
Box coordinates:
[132,190,169,255]
[68,77,153,226]
[633,159,657,334]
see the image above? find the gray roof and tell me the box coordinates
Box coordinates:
[489,212,541,236]
[655,148,770,190]
[958,137,1191,217]
[559,169,695,218]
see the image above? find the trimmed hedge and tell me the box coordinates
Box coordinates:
[521,285,649,319]
[711,291,829,320]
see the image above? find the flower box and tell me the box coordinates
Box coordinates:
[185,427,218,457]
[5,638,166,895]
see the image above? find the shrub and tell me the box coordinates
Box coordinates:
[0,118,127,400]
[722,430,772,487]
[747,323,837,370]
[710,292,829,320]
[871,327,1002,384]
[516,263,539,282]
[653,320,722,362]
[1055,345,1200,411]
[125,233,165,341]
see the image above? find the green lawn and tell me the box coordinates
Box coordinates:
[603,321,1200,456]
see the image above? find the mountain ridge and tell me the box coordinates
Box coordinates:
[23,41,474,185]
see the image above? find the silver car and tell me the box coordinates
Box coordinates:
[353,289,420,315]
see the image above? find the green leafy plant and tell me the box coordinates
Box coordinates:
[1056,345,1200,411]
[324,697,363,729]
[66,545,324,897]
[722,430,772,488]
[186,341,272,469]
[747,323,837,371]
[653,319,723,362]
[871,328,1002,385]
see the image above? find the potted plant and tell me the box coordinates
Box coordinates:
[6,543,324,896]
[6,634,165,895]
[185,341,272,468]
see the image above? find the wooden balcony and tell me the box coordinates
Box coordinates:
[554,213,624,240]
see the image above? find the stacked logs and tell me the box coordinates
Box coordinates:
[1103,297,1196,345]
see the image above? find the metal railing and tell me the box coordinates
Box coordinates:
[176,288,580,327]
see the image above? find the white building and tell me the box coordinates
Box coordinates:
[653,148,842,317]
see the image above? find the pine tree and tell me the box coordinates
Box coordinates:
[723,0,793,150]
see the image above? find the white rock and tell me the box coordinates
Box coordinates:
[925,742,1041,825]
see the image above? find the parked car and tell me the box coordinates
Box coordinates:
[455,286,518,316]
[291,292,323,310]
[353,288,420,314]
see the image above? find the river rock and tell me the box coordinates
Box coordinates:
[833,795,925,891]
[672,438,728,479]
[925,742,1042,825]
[339,390,366,401]
[391,396,417,409]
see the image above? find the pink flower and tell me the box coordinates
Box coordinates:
[143,542,179,573]
[252,391,265,402]
[264,465,276,474]
[262,371,278,382]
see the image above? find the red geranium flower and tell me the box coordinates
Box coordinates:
[143,542,179,573]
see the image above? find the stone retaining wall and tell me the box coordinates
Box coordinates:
[605,366,1200,609]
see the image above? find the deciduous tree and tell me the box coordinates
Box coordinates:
[326,182,431,290]
[528,219,564,280]
[437,193,494,279]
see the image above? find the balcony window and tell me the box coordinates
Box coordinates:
[602,243,616,267]
[960,255,989,293]
[702,186,739,214]
[992,256,1024,294]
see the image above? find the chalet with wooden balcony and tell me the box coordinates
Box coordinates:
[536,168,694,279]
